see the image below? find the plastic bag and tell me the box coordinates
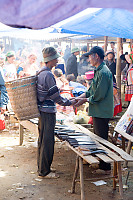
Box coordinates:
[73,110,90,124]
[115,96,133,133]
[0,114,5,130]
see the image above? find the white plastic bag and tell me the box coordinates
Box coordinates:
[115,96,133,133]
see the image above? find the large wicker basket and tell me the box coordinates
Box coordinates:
[5,76,40,121]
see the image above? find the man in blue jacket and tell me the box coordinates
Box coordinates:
[37,47,76,178]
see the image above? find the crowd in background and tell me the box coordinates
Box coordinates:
[0,40,132,116]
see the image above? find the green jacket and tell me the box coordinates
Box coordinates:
[86,62,114,118]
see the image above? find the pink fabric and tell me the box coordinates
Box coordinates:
[0,0,133,29]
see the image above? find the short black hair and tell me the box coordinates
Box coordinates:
[110,42,115,45]
[66,74,75,82]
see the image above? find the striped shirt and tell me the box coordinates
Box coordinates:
[37,66,71,113]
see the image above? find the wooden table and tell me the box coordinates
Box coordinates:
[18,119,133,200]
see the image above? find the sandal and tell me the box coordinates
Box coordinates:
[38,172,59,179]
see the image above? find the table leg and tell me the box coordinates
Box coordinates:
[117,161,124,199]
[71,155,79,193]
[121,136,125,151]
[79,157,85,200]
[113,161,117,190]
[124,141,132,168]
[19,123,24,145]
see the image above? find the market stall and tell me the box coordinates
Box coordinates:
[18,113,133,200]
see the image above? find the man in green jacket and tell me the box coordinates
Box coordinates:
[74,46,114,171]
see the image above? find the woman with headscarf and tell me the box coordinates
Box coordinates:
[3,51,17,81]
[18,53,39,78]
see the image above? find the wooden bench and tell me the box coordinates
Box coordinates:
[18,119,133,200]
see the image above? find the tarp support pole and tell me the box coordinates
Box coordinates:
[130,39,133,51]
[87,43,89,51]
[104,36,108,52]
[116,37,122,98]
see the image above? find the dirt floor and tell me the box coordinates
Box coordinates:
[0,115,133,200]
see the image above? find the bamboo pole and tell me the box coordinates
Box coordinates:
[104,36,108,52]
[130,39,133,51]
[113,161,117,190]
[87,42,89,51]
[116,38,123,98]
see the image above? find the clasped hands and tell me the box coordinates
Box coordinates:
[70,97,87,107]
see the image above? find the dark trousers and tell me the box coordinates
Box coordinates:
[93,117,111,170]
[37,112,56,176]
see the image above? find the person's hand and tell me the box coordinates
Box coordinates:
[1,107,6,114]
[70,98,78,105]
[74,98,87,107]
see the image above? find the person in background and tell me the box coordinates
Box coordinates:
[0,43,5,67]
[104,50,116,83]
[0,43,5,55]
[66,47,80,79]
[78,46,88,75]
[53,69,75,114]
[66,74,87,97]
[53,68,68,90]
[73,46,114,173]
[55,48,65,75]
[0,66,8,114]
[3,51,17,81]
[105,50,122,116]
[17,53,39,77]
[120,51,133,106]
[110,42,117,61]
[77,76,87,87]
[0,54,5,67]
[63,45,71,67]
[37,47,76,178]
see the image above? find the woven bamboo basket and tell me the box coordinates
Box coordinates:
[5,76,40,121]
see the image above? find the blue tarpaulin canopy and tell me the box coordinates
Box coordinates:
[53,8,133,39]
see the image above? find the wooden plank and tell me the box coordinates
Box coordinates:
[95,154,113,163]
[67,142,99,164]
[19,120,38,135]
[73,123,133,162]
[93,140,123,162]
